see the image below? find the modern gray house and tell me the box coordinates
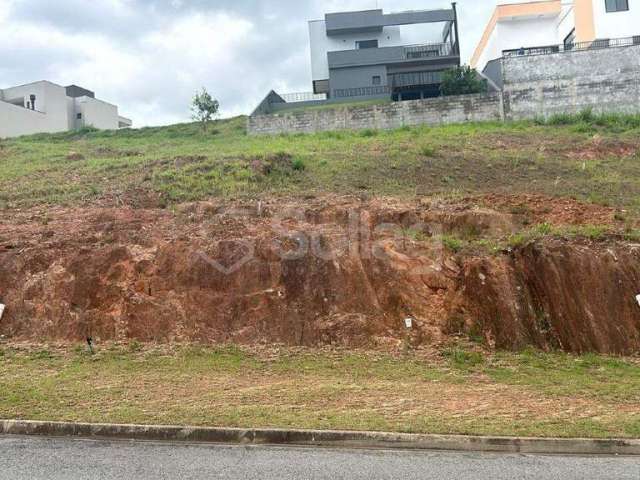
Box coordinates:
[253,4,461,115]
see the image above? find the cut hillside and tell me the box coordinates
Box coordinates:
[1,115,640,353]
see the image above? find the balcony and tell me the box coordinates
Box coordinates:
[327,42,458,69]
[325,8,455,36]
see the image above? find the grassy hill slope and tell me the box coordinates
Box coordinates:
[1,114,639,213]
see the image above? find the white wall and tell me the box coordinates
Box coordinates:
[497,16,560,51]
[476,28,502,72]
[75,97,119,130]
[592,0,640,39]
[0,102,56,138]
[309,20,401,81]
[309,20,441,81]
[0,81,70,138]
[66,97,78,130]
[557,2,576,42]
[0,80,127,138]
[477,15,559,71]
[5,81,70,118]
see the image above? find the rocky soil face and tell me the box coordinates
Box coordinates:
[1,195,639,354]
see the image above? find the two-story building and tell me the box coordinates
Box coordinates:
[309,5,461,102]
[252,4,462,115]
[0,80,132,139]
[472,0,640,73]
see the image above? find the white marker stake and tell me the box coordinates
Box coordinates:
[0,304,5,321]
[636,295,640,308]
[404,318,413,329]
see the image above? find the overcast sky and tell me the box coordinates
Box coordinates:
[0,0,494,127]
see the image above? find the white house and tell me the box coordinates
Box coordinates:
[0,81,131,139]
[471,0,640,72]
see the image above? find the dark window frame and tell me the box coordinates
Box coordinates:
[372,75,381,86]
[77,113,83,119]
[605,0,629,12]
[356,39,379,49]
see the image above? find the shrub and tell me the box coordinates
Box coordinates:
[536,110,640,131]
[440,235,464,252]
[420,145,436,157]
[440,66,488,96]
[443,348,485,369]
[292,158,306,171]
[578,108,595,123]
[359,129,378,137]
[546,113,575,125]
[533,222,554,235]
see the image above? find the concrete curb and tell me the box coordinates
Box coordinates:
[2,420,640,455]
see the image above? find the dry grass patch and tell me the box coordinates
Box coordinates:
[1,344,639,438]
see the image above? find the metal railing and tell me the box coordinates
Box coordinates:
[404,42,454,60]
[390,71,443,88]
[332,85,391,99]
[503,35,640,58]
[329,41,459,69]
[277,92,327,103]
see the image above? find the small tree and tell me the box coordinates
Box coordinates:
[191,88,220,132]
[440,66,487,97]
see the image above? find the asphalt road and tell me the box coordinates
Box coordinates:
[1,435,639,480]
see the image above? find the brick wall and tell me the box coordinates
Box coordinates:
[247,93,503,136]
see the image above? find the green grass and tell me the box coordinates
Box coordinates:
[537,109,640,132]
[0,344,638,438]
[1,114,639,211]
[427,222,640,256]
[273,98,392,114]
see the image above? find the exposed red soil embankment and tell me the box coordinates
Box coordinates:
[456,240,640,353]
[0,196,638,354]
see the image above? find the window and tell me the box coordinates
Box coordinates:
[372,76,381,86]
[605,0,629,12]
[356,40,378,49]
[77,113,82,119]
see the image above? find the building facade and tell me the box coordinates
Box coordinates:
[308,5,461,101]
[472,0,640,73]
[0,80,132,139]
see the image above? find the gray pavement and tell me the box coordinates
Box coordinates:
[0,435,639,479]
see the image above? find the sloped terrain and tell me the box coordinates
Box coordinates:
[2,116,640,353]
[1,194,638,354]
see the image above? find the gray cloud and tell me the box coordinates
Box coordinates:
[1,0,493,126]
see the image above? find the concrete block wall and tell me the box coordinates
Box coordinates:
[503,44,640,120]
[248,93,503,135]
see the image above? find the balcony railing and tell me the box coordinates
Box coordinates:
[503,35,640,58]
[333,71,447,98]
[389,71,443,88]
[404,42,454,59]
[333,85,391,99]
[277,92,327,103]
[328,41,458,68]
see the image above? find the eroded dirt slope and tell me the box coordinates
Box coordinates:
[1,195,639,354]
